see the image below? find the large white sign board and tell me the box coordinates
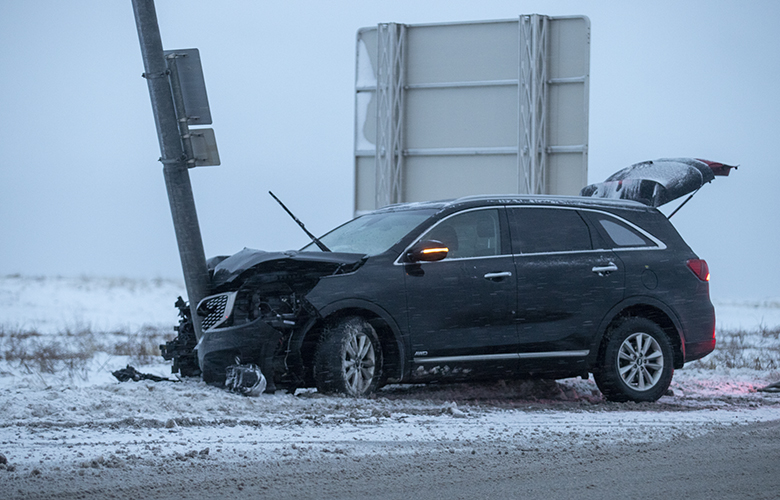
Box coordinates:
[354,16,590,215]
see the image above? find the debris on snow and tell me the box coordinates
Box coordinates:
[112,365,177,383]
[225,363,267,396]
[758,380,780,393]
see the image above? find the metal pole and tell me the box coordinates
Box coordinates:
[132,0,209,341]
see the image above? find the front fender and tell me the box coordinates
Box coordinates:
[294,298,408,382]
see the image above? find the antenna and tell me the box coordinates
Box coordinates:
[268,191,330,252]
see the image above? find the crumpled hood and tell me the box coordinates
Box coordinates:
[210,248,367,290]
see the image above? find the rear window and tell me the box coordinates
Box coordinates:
[508,208,592,254]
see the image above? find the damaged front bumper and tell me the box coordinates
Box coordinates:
[196,292,284,388]
[165,249,365,391]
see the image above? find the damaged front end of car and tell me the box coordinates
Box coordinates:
[162,247,367,393]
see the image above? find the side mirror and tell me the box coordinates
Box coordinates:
[406,240,449,262]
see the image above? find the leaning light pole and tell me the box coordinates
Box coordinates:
[131,0,211,340]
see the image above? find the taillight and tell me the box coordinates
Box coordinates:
[687,259,710,282]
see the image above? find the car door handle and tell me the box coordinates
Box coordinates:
[592,262,618,276]
[484,271,513,280]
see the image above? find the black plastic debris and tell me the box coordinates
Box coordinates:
[160,296,201,377]
[758,380,780,393]
[112,365,178,383]
[225,363,266,396]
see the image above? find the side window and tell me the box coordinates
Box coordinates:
[421,209,501,259]
[596,217,655,248]
[508,208,592,254]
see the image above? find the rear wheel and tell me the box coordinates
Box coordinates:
[315,317,382,396]
[594,317,674,402]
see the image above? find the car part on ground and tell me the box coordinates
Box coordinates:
[159,296,200,378]
[161,193,717,403]
[225,361,267,396]
[112,365,178,383]
[758,380,780,393]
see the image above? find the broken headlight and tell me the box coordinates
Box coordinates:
[197,288,303,333]
[243,289,300,329]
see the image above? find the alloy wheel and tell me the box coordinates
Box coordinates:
[617,332,664,391]
[343,329,376,394]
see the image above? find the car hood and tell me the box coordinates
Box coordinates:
[210,248,368,290]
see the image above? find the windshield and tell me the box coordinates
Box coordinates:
[301,209,436,255]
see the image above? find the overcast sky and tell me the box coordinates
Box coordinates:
[1,0,778,301]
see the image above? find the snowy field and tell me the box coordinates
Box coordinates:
[1,274,779,498]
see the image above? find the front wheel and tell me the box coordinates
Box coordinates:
[594,317,674,402]
[315,317,382,396]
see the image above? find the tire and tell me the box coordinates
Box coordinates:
[594,317,674,402]
[315,317,382,396]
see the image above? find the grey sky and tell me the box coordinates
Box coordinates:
[1,0,778,301]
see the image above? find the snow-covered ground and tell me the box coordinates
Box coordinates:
[0,274,779,493]
[0,274,185,334]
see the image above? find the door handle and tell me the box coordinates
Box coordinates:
[592,262,618,276]
[484,271,513,280]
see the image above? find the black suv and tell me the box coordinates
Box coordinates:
[166,193,715,402]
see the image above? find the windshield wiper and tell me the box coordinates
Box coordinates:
[269,191,331,252]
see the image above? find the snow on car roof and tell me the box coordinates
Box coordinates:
[371,194,649,215]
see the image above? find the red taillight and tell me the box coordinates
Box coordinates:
[687,259,710,282]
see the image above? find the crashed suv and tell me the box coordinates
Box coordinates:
[163,158,730,402]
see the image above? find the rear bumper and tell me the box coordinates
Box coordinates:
[680,299,716,363]
[684,338,716,362]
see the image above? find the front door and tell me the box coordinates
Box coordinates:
[404,208,518,379]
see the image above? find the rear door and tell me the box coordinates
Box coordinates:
[508,206,624,360]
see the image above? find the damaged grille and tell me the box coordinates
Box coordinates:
[197,292,237,332]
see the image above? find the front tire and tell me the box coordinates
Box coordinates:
[594,317,674,402]
[315,317,382,396]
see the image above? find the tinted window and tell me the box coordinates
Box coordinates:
[508,208,592,253]
[421,209,501,259]
[598,218,654,247]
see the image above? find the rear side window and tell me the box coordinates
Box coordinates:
[600,220,646,246]
[508,208,592,254]
[588,214,656,248]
